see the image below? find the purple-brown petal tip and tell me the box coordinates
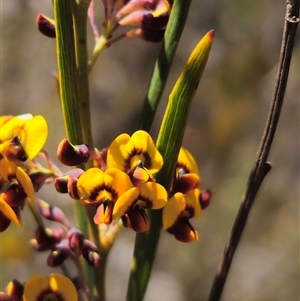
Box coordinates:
[37,14,56,38]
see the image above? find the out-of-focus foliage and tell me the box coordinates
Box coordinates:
[1,1,299,301]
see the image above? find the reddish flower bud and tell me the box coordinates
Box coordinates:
[4,279,24,301]
[57,139,99,166]
[32,226,66,250]
[119,11,169,30]
[67,176,80,200]
[47,239,70,266]
[82,239,100,267]
[200,189,212,210]
[36,199,70,227]
[82,250,101,267]
[36,14,56,38]
[68,227,84,255]
[54,168,84,194]
[126,28,165,42]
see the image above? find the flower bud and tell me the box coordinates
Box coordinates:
[82,250,101,267]
[119,11,169,30]
[4,279,24,301]
[57,139,99,166]
[82,239,100,267]
[68,227,84,255]
[47,239,70,266]
[54,168,84,194]
[36,199,70,227]
[126,28,165,42]
[32,226,66,250]
[199,189,211,210]
[36,14,56,38]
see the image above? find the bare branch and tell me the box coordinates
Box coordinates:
[207,1,299,300]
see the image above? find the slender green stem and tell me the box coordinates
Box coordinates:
[54,0,96,296]
[137,0,193,131]
[54,0,83,144]
[27,200,45,228]
[89,36,108,72]
[72,0,93,145]
[127,31,214,301]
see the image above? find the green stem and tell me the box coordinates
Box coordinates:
[54,0,83,144]
[54,0,96,296]
[137,0,193,131]
[72,0,93,145]
[127,31,214,301]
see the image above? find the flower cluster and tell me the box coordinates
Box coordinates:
[56,130,211,241]
[37,0,173,43]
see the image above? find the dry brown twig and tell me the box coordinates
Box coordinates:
[208,1,300,300]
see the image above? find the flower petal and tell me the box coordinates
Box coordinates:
[23,274,49,301]
[0,114,32,143]
[107,133,131,171]
[77,168,105,201]
[16,167,35,202]
[162,192,186,230]
[138,182,167,209]
[168,219,199,242]
[177,147,199,176]
[130,131,163,173]
[21,115,48,159]
[0,196,20,226]
[185,188,202,218]
[172,172,200,194]
[94,202,113,225]
[127,208,149,232]
[113,187,139,218]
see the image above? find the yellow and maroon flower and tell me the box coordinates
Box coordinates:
[0,114,48,162]
[0,158,35,201]
[107,130,163,177]
[113,181,168,232]
[162,189,202,242]
[23,274,78,301]
[76,167,133,224]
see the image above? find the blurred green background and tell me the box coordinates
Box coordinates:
[1,1,299,300]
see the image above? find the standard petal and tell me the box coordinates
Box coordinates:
[162,193,186,230]
[131,130,163,173]
[23,274,49,301]
[77,168,105,200]
[177,147,199,176]
[21,115,48,159]
[0,114,32,143]
[48,274,78,300]
[107,133,131,171]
